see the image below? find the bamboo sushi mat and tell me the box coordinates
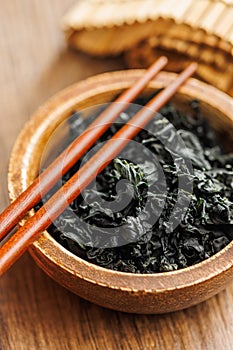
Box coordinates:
[62,0,233,95]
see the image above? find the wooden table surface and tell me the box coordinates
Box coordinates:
[0,1,232,349]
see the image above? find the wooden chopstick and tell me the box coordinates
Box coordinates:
[0,56,168,242]
[0,62,197,275]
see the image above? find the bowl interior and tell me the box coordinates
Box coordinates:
[8,70,233,292]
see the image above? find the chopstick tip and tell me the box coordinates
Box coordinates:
[188,62,198,73]
[159,56,168,65]
[149,56,168,72]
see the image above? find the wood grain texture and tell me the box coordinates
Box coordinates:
[0,1,232,349]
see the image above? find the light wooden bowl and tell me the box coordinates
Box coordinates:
[8,70,233,314]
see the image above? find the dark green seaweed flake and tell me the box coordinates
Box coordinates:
[38,98,233,273]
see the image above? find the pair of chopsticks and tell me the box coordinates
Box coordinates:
[0,57,197,275]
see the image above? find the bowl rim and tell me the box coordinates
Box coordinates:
[8,69,233,292]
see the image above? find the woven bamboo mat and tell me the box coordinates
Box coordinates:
[62,0,233,95]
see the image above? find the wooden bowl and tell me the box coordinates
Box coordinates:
[8,70,233,314]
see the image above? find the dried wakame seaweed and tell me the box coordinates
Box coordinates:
[38,97,233,273]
